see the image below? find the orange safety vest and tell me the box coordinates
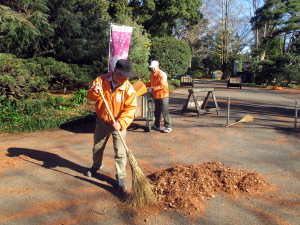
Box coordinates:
[145,69,169,99]
[87,73,137,131]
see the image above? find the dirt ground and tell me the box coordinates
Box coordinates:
[1,81,300,225]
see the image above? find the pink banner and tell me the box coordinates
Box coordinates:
[109,25,133,73]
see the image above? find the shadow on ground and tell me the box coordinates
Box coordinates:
[6,147,127,201]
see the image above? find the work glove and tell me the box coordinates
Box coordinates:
[93,82,102,94]
[148,87,153,92]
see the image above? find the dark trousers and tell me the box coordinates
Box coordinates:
[154,96,171,128]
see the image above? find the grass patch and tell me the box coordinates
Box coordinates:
[244,83,258,87]
[244,83,275,88]
[287,84,300,88]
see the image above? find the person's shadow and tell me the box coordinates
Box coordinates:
[6,147,127,199]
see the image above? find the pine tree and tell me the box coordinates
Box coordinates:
[129,0,202,38]
[44,0,110,64]
[251,0,300,84]
[251,0,300,55]
[0,2,53,58]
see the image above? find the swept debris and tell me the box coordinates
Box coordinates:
[148,161,270,211]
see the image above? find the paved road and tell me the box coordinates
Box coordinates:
[1,80,299,225]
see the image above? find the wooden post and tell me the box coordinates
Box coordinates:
[295,101,298,129]
[227,98,230,126]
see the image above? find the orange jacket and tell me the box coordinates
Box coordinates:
[144,69,169,99]
[87,73,137,131]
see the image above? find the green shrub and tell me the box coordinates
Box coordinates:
[287,84,300,88]
[69,89,89,105]
[150,37,191,79]
[0,93,93,134]
[168,79,180,87]
[30,57,76,88]
[0,53,96,102]
[168,84,176,92]
[0,54,49,102]
[193,70,203,79]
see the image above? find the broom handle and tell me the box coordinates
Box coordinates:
[97,84,131,154]
[225,121,240,127]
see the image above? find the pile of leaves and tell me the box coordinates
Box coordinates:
[148,161,270,211]
[271,86,284,90]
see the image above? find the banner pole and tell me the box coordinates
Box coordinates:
[108,23,113,73]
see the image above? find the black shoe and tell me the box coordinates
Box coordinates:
[87,164,104,177]
[116,176,127,191]
[87,167,97,177]
[151,125,161,131]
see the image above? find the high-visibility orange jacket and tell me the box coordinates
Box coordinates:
[87,73,137,131]
[144,69,169,99]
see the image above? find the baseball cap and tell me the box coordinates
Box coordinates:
[115,59,134,78]
[149,60,159,68]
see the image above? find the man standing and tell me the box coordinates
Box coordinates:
[145,60,172,133]
[86,59,137,191]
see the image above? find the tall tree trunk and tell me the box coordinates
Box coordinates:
[260,23,267,62]
[222,0,229,79]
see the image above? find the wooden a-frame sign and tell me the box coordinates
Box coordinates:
[181,88,220,118]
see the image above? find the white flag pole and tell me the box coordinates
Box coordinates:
[108,23,113,73]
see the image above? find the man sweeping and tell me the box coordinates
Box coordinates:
[86,59,137,191]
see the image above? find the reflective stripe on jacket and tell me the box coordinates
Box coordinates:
[144,69,169,99]
[87,73,137,131]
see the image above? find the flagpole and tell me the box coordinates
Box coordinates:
[108,23,113,73]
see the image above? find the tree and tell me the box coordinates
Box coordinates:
[150,37,191,79]
[218,0,251,78]
[245,0,262,52]
[250,0,300,84]
[0,0,111,65]
[275,54,300,85]
[251,0,300,56]
[201,53,221,77]
[129,0,202,38]
[107,0,132,19]
[179,1,209,71]
[183,0,251,78]
[44,0,110,64]
[0,3,53,58]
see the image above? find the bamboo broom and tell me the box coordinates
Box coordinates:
[226,114,254,127]
[96,83,158,207]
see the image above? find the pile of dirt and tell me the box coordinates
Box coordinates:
[148,161,270,211]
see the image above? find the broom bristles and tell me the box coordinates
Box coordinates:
[226,114,254,127]
[239,114,253,123]
[124,153,159,207]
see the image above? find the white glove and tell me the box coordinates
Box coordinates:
[148,87,153,92]
[93,82,102,94]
